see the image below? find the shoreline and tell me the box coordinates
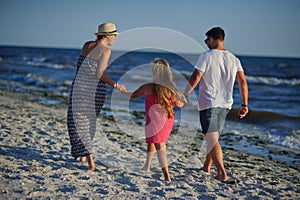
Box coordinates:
[0,89,299,199]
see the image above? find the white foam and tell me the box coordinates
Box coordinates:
[247,76,300,86]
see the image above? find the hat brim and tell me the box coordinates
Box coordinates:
[95,32,119,36]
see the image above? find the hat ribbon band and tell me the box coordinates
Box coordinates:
[101,30,118,34]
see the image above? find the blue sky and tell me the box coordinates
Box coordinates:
[0,0,299,58]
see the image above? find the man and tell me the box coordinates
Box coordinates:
[184,27,248,182]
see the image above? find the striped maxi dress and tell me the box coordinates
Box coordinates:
[67,55,106,159]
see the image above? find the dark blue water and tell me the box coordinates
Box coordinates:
[0,46,299,161]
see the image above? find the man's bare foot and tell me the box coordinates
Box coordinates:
[87,154,95,171]
[215,176,237,184]
[200,167,210,174]
[80,156,86,163]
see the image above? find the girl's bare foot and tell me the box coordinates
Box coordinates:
[80,156,86,163]
[164,170,171,182]
[87,154,95,171]
[162,167,171,182]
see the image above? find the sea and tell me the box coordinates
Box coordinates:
[0,45,299,165]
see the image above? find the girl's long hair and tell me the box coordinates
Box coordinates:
[152,58,187,118]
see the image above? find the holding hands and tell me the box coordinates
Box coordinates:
[115,83,126,93]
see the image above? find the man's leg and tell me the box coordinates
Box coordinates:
[205,132,227,181]
[202,151,213,173]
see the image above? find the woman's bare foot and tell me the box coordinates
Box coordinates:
[87,154,95,171]
[80,156,86,163]
[200,167,210,174]
[141,165,150,172]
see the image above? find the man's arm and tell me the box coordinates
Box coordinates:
[236,71,249,118]
[184,69,202,96]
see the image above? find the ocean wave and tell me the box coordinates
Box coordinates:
[247,75,300,86]
[228,108,299,121]
[25,61,65,69]
[25,73,55,86]
[0,56,70,70]
[267,130,300,151]
[178,70,193,77]
[173,71,300,86]
[23,56,49,62]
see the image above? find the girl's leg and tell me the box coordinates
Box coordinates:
[141,143,156,171]
[87,154,95,171]
[155,143,171,182]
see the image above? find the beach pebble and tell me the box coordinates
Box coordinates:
[1,190,8,195]
[107,175,113,181]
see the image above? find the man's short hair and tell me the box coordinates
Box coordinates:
[206,27,225,41]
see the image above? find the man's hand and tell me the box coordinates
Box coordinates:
[238,105,248,118]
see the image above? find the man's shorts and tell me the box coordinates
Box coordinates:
[199,107,229,134]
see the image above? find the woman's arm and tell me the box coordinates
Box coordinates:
[96,48,111,81]
[96,48,126,92]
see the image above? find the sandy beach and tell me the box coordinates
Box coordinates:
[0,89,299,199]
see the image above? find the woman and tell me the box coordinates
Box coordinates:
[67,22,126,171]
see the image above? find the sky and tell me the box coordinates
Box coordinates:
[0,0,299,58]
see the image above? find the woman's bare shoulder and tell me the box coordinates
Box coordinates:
[81,42,110,59]
[81,41,96,56]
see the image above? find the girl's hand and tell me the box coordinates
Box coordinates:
[177,101,185,108]
[117,84,126,93]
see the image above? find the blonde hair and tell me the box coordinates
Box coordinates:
[152,58,187,118]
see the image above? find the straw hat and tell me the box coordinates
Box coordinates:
[95,22,119,35]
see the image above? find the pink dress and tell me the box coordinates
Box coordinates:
[145,94,174,143]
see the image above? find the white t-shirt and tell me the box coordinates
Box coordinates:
[195,49,243,111]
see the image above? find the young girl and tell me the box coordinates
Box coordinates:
[127,58,187,182]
